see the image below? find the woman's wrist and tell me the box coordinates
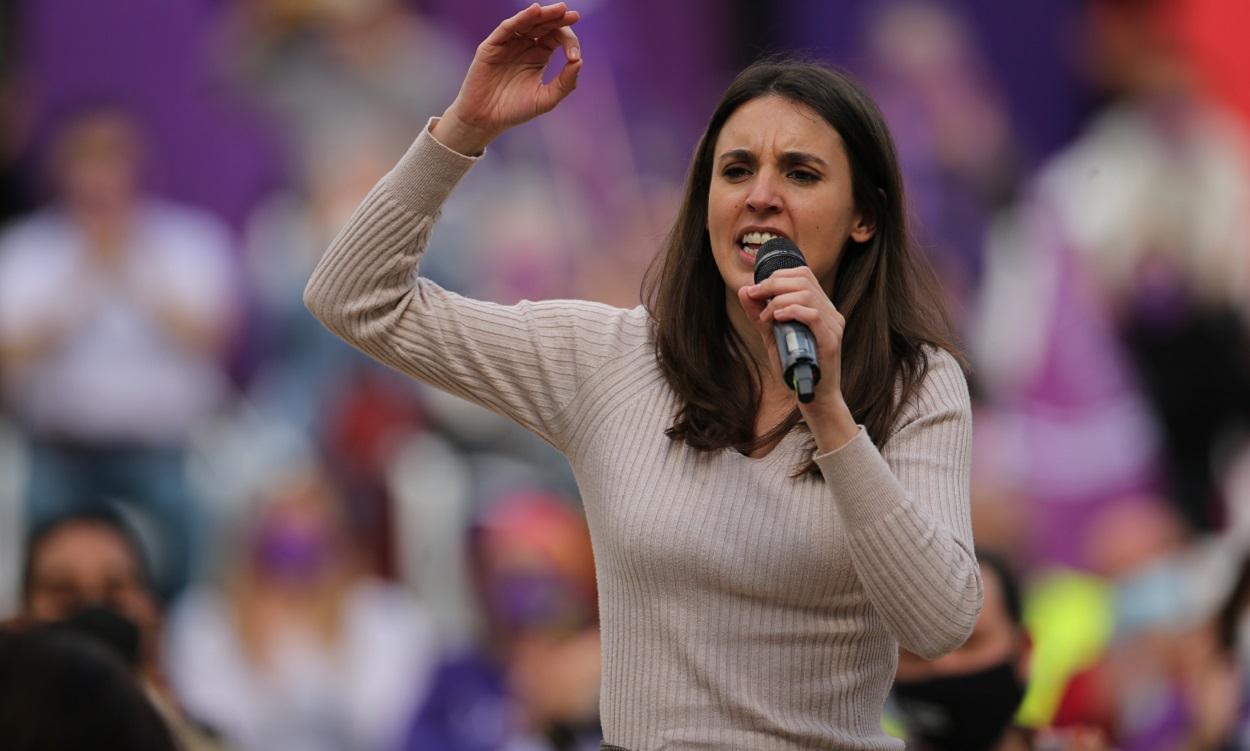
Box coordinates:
[429,109,497,157]
[807,397,859,454]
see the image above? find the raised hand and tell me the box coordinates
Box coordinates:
[432,3,582,155]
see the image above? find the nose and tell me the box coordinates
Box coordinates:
[744,169,782,214]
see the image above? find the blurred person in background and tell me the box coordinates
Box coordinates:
[0,626,179,751]
[19,506,162,687]
[1024,0,1250,532]
[242,116,436,577]
[15,506,230,751]
[166,464,437,751]
[218,0,463,187]
[1052,498,1237,750]
[243,118,411,439]
[862,1,1023,334]
[892,551,1108,751]
[403,490,601,751]
[306,3,980,749]
[966,0,1250,567]
[224,0,474,574]
[0,104,238,599]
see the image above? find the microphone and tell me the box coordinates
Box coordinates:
[754,237,821,403]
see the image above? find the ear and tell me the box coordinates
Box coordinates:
[850,209,876,244]
[851,188,886,244]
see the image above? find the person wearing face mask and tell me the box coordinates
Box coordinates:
[14,506,230,751]
[304,4,981,748]
[165,466,437,751]
[18,507,161,678]
[402,491,602,751]
[892,552,1108,751]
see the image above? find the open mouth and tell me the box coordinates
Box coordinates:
[737,230,786,257]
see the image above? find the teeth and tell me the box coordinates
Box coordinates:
[740,231,781,247]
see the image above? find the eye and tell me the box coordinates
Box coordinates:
[788,169,820,183]
[722,165,751,180]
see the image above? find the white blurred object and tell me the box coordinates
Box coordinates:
[166,581,436,751]
[1037,102,1250,317]
[419,385,516,445]
[973,205,1060,396]
[387,430,480,645]
[0,202,236,445]
[972,199,1163,502]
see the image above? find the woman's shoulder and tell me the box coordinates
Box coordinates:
[891,344,971,432]
[917,344,967,384]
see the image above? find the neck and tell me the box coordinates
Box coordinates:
[74,203,135,255]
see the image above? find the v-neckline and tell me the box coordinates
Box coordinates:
[741,423,806,465]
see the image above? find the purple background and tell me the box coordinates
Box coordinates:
[14,0,1090,234]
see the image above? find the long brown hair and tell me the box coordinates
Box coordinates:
[642,59,964,476]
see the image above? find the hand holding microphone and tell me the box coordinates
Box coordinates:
[752,238,821,402]
[739,237,858,451]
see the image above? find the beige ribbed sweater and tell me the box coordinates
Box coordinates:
[305,124,982,751]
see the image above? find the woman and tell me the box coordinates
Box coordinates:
[306,3,981,748]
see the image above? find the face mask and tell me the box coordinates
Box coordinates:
[486,569,593,635]
[252,519,334,584]
[892,661,1025,751]
[51,603,143,669]
[1114,561,1189,638]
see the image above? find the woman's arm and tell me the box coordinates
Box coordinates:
[815,349,981,658]
[304,120,636,450]
[305,4,629,448]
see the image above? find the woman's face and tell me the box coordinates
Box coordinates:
[707,95,873,297]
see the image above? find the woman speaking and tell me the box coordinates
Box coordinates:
[305,3,981,749]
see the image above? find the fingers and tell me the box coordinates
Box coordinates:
[744,266,821,300]
[529,27,582,116]
[536,55,582,113]
[737,284,765,313]
[736,287,780,366]
[747,278,845,355]
[764,302,822,327]
[537,25,581,61]
[484,3,542,47]
[762,290,831,317]
[746,272,840,322]
[486,3,578,48]
[528,11,581,42]
[736,285,768,327]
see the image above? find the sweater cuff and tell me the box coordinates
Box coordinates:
[382,117,480,213]
[814,426,908,530]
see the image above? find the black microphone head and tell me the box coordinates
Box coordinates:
[754,237,807,283]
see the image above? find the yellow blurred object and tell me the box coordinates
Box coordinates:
[1017,569,1115,727]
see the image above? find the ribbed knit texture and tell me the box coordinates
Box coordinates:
[305,123,982,751]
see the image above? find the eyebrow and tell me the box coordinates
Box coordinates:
[717,148,829,169]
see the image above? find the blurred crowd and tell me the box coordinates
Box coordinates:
[0,0,1248,750]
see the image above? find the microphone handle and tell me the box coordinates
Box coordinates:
[772,320,821,403]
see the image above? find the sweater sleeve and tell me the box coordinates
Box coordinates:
[813,349,981,658]
[304,121,634,451]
